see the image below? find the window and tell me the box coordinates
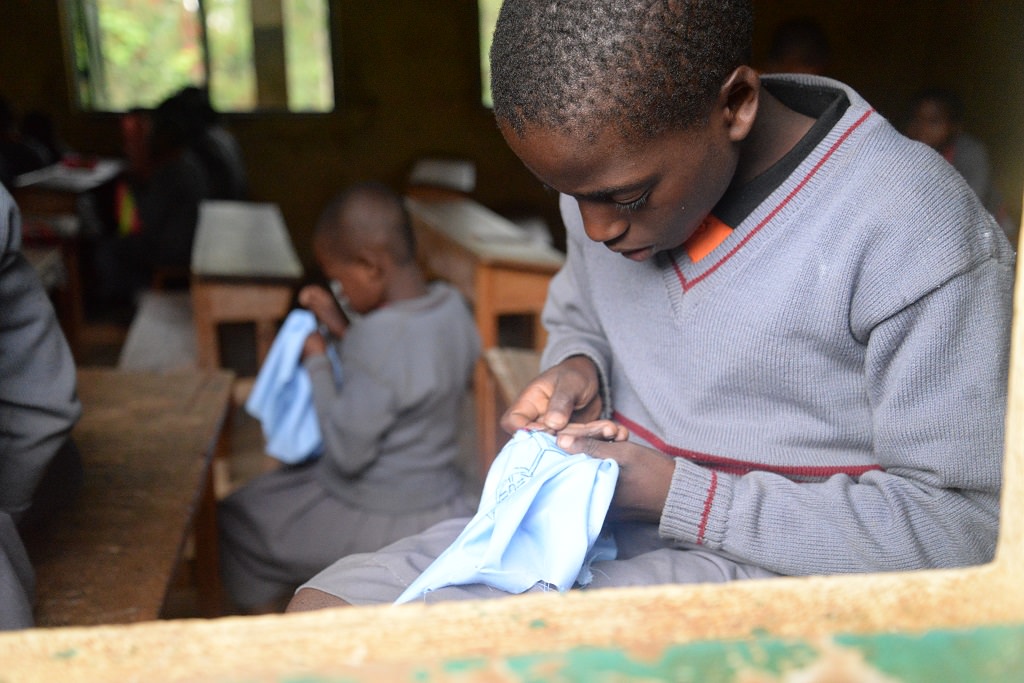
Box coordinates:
[63,0,334,113]
[478,0,502,108]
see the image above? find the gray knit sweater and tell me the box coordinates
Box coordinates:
[306,281,480,514]
[542,75,1015,575]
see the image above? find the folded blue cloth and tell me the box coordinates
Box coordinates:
[395,429,619,604]
[245,309,341,464]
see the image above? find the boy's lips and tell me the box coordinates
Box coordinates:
[614,245,655,261]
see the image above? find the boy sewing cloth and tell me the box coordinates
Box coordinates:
[218,182,481,612]
[289,0,1014,610]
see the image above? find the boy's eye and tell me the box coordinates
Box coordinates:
[616,192,649,212]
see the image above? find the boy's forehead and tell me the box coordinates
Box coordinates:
[505,118,685,196]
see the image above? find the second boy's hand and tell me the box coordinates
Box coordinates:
[298,284,350,360]
[502,355,604,433]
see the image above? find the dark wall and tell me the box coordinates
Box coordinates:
[752,0,1024,240]
[1,1,1021,266]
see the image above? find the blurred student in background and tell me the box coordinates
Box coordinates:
[906,87,1017,245]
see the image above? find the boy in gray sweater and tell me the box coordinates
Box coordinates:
[288,0,1014,610]
[219,182,480,612]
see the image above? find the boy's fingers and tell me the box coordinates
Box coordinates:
[501,384,553,432]
[556,434,612,459]
[540,392,573,431]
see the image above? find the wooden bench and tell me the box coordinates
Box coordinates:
[117,290,198,372]
[22,368,234,626]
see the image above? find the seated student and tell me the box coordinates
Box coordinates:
[93,99,210,311]
[288,0,1014,611]
[218,182,481,613]
[161,86,248,201]
[0,185,82,630]
[905,87,1018,244]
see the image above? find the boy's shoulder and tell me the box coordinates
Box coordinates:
[353,281,477,344]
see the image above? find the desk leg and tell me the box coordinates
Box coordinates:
[190,282,222,370]
[193,430,226,618]
[473,269,501,349]
[533,314,547,352]
[475,359,502,478]
[57,238,84,359]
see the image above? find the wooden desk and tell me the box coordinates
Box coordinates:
[14,161,125,358]
[23,368,234,626]
[480,347,542,469]
[190,201,303,371]
[406,197,564,351]
[13,159,124,216]
[17,213,87,356]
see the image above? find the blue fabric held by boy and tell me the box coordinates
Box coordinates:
[245,309,342,464]
[395,429,619,604]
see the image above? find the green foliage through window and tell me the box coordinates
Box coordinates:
[478,0,502,108]
[63,0,334,113]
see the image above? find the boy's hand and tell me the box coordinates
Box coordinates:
[553,419,629,443]
[554,430,675,524]
[501,355,602,434]
[301,331,327,360]
[298,284,348,338]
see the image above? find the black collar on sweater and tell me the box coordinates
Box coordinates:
[714,79,850,228]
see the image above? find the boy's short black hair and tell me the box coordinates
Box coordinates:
[316,181,417,264]
[909,87,965,125]
[490,0,754,141]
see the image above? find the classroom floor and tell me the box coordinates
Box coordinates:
[75,318,484,620]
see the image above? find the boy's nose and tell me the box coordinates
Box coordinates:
[578,204,629,244]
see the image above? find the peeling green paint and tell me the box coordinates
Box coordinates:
[836,625,1024,682]
[419,623,1024,682]
[440,657,489,675]
[155,623,1024,682]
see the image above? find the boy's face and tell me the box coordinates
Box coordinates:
[313,235,384,316]
[906,100,955,151]
[501,120,738,261]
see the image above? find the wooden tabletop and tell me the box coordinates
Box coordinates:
[14,159,124,194]
[190,200,303,281]
[406,197,565,272]
[24,368,234,627]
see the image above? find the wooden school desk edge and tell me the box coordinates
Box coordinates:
[3,236,1024,681]
[24,368,236,627]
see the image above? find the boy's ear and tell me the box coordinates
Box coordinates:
[356,244,389,280]
[717,65,760,143]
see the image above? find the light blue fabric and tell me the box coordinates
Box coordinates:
[245,309,341,464]
[395,429,619,604]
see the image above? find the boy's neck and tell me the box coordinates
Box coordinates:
[385,265,429,303]
[733,87,816,188]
